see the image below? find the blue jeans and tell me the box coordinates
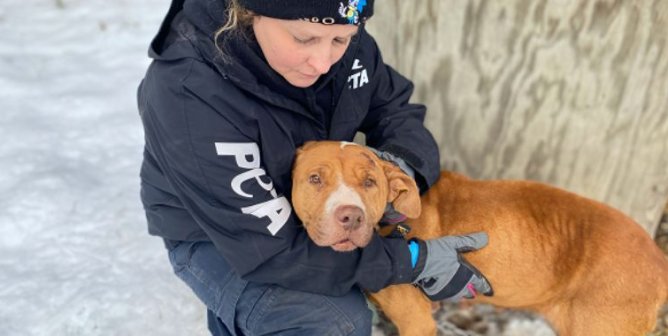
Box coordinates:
[167,241,373,336]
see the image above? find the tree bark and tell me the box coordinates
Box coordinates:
[367,0,668,235]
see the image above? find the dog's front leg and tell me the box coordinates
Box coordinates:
[368,284,436,336]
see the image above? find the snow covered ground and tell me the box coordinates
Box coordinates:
[0,1,207,335]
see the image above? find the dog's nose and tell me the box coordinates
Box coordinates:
[335,205,364,231]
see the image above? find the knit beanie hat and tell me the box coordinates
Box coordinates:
[237,0,374,25]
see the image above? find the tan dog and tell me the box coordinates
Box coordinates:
[291,141,668,336]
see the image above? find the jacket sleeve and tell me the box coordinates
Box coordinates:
[139,58,414,296]
[359,34,440,193]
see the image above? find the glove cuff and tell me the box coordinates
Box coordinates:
[409,238,428,281]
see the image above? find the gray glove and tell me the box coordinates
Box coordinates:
[410,232,493,301]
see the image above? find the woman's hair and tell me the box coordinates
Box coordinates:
[214,0,255,62]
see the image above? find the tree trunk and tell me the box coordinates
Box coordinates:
[366,0,668,235]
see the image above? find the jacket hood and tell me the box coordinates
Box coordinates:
[183,0,228,41]
[148,0,361,117]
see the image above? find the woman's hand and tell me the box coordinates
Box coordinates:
[409,232,493,301]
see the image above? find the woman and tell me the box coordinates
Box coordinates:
[137,0,492,334]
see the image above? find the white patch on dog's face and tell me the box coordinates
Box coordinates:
[324,175,366,217]
[339,141,359,150]
[316,174,372,251]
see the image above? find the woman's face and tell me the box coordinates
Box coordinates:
[252,16,359,88]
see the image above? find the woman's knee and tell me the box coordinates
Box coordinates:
[239,284,373,336]
[168,242,372,335]
[167,241,247,325]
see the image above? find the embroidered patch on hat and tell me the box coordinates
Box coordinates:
[338,0,368,24]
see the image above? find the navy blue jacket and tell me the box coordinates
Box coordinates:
[137,0,440,296]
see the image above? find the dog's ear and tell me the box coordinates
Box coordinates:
[382,162,421,218]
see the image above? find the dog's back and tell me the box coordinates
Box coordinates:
[407,171,668,335]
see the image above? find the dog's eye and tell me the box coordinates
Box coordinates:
[309,174,321,185]
[363,178,376,188]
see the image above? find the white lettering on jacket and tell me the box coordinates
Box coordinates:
[215,142,291,235]
[348,58,369,90]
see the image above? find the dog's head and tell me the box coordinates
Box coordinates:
[292,141,421,252]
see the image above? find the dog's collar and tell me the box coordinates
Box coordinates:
[380,204,411,238]
[380,204,408,225]
[381,223,411,239]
